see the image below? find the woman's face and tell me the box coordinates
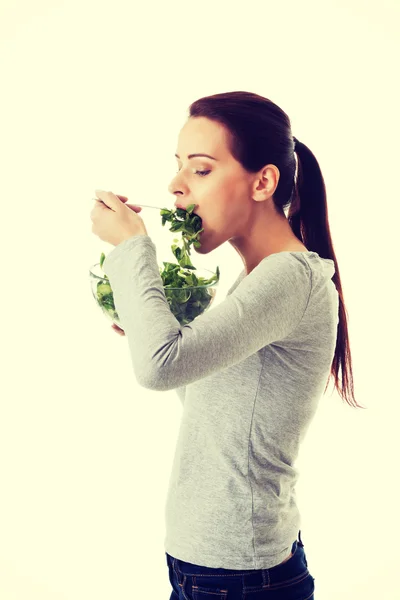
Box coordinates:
[168,116,258,256]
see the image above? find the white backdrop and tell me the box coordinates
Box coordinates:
[1,0,399,598]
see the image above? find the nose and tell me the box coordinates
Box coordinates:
[169,177,186,211]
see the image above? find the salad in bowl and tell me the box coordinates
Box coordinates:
[89,204,220,327]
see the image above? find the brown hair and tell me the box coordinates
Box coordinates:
[188,91,363,409]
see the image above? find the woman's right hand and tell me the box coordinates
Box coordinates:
[111,323,125,336]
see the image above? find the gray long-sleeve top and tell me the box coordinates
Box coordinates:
[102,234,339,569]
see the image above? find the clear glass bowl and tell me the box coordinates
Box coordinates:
[89,204,220,327]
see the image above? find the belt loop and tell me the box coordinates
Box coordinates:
[298,530,304,547]
[173,557,181,585]
[261,568,271,586]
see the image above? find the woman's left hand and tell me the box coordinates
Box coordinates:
[91,189,148,246]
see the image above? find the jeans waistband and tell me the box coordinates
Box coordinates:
[169,530,307,588]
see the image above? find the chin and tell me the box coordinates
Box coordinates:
[194,231,222,255]
[194,231,210,255]
[194,243,209,255]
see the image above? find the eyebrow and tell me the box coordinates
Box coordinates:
[175,153,218,160]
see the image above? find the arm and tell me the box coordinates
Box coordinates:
[103,236,312,391]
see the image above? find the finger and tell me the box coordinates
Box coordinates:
[112,324,125,335]
[125,204,142,212]
[115,195,142,212]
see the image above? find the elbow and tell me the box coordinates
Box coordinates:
[138,367,171,391]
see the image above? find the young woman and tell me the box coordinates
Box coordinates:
[103,90,363,599]
[166,91,362,600]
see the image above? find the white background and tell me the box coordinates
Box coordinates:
[1,0,399,598]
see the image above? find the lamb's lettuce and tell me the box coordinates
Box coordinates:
[96,204,220,326]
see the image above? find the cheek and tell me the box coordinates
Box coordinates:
[198,178,239,228]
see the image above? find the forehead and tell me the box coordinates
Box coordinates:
[178,117,229,153]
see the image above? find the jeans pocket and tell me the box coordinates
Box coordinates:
[243,569,315,600]
[166,554,181,598]
[191,583,229,600]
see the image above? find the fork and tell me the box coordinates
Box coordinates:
[92,198,164,210]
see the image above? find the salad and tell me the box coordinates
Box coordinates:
[94,204,220,326]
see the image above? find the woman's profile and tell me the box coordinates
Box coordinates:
[103,90,363,600]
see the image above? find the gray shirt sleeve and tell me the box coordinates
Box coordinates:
[102,235,312,391]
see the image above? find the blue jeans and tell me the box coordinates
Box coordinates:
[166,530,315,599]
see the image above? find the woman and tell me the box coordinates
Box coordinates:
[165,91,363,599]
[103,90,363,599]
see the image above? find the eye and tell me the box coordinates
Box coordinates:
[176,169,211,177]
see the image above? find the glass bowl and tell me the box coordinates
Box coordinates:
[89,204,220,327]
[89,264,219,327]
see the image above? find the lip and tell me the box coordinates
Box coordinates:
[173,203,202,223]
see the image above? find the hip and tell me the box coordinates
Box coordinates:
[166,530,315,599]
